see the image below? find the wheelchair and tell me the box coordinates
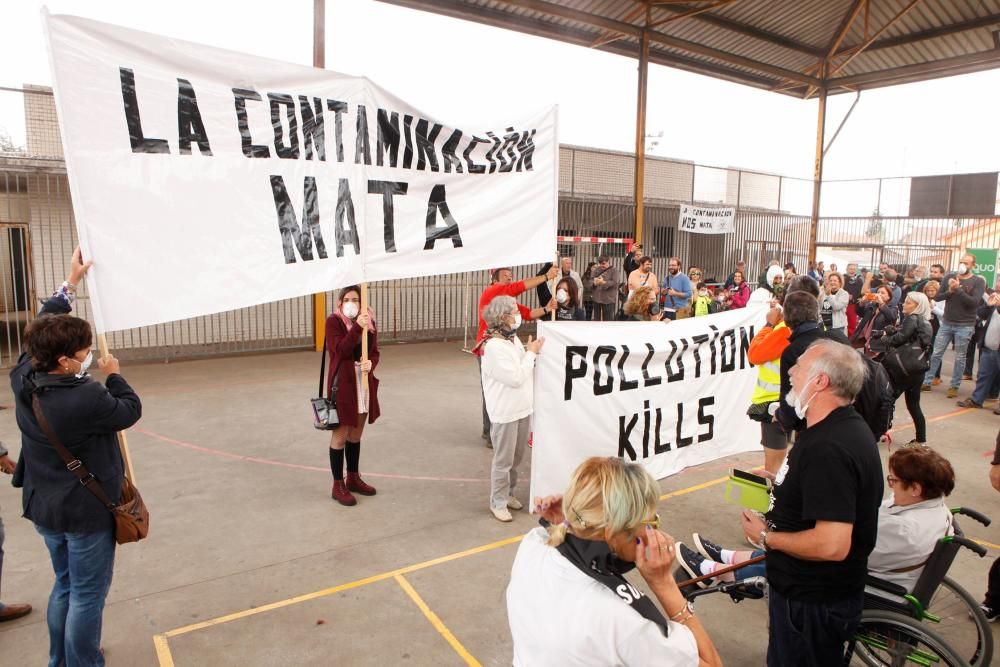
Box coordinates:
[677,507,993,666]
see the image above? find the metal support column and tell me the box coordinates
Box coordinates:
[808,82,828,264]
[632,15,650,245]
[312,0,327,351]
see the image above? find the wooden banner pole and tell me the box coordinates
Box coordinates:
[360,283,370,396]
[96,333,136,483]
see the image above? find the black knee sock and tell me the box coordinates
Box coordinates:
[345,440,361,473]
[329,447,344,481]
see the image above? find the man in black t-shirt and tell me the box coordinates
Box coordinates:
[742,339,883,666]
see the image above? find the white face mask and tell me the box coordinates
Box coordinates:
[511,313,523,330]
[342,302,359,318]
[785,374,819,420]
[699,290,708,298]
[957,263,969,275]
[556,289,569,304]
[75,351,94,378]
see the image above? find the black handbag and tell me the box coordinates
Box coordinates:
[881,331,931,388]
[311,336,339,430]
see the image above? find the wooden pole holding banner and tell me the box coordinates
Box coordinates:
[96,333,136,483]
[360,283,370,395]
[311,0,327,352]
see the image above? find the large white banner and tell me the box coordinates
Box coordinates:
[530,306,767,499]
[43,12,557,332]
[678,203,735,234]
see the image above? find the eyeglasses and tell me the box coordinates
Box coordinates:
[690,272,703,276]
[886,475,901,486]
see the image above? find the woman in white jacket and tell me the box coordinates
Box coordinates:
[478,295,545,522]
[821,272,850,336]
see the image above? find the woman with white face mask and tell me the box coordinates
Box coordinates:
[552,278,586,321]
[476,296,545,521]
[325,285,380,506]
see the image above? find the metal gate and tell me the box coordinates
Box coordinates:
[0,224,33,366]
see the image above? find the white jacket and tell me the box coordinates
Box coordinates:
[481,336,536,424]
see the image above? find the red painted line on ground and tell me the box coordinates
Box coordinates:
[132,427,488,483]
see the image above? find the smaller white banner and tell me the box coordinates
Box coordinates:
[678,204,735,234]
[530,306,767,500]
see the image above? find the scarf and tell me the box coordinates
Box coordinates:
[471,326,516,354]
[555,530,669,635]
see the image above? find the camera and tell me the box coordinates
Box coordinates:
[649,302,661,316]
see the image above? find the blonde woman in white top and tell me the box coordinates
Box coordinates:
[507,457,722,667]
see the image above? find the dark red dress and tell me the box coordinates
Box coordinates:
[325,313,380,427]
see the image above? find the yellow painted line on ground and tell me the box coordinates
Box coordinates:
[888,407,973,433]
[162,534,524,640]
[153,634,175,667]
[973,538,1000,551]
[660,475,728,501]
[395,574,483,667]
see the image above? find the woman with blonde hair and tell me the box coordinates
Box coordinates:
[623,285,664,321]
[506,457,721,666]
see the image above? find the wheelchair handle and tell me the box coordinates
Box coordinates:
[947,535,988,557]
[952,506,991,527]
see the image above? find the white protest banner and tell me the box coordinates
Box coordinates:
[43,12,557,333]
[678,203,735,234]
[530,306,767,499]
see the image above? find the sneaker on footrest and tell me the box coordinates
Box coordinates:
[674,543,711,589]
[981,604,999,622]
[692,533,726,563]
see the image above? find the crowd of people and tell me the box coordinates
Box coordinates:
[477,247,999,665]
[0,246,997,666]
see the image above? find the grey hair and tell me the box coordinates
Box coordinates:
[482,295,517,329]
[783,291,820,328]
[806,339,868,401]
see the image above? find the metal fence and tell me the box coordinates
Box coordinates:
[2,86,998,365]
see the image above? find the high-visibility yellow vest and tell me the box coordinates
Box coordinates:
[750,321,787,405]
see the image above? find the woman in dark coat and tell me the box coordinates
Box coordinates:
[875,292,933,445]
[10,248,142,667]
[325,285,380,506]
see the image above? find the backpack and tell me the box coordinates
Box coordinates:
[852,352,894,440]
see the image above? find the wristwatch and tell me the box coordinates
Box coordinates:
[759,529,771,551]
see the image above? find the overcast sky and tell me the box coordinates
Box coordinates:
[2,0,999,185]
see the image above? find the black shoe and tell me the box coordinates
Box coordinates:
[981,604,999,622]
[692,533,726,563]
[675,543,711,588]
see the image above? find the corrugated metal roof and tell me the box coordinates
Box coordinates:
[378,0,1000,97]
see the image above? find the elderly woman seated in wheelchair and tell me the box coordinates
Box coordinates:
[673,446,993,666]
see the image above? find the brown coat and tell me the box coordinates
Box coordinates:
[325,313,380,427]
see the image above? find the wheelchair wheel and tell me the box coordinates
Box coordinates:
[924,576,993,666]
[852,610,968,667]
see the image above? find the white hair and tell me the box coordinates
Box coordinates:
[806,339,868,401]
[482,295,517,329]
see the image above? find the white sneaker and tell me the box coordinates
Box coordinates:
[507,497,523,511]
[491,506,513,522]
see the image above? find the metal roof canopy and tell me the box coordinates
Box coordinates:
[375,0,1000,258]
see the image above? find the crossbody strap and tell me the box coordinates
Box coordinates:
[30,393,116,511]
[318,324,340,400]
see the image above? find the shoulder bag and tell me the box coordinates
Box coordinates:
[311,335,340,430]
[30,394,149,544]
[881,320,931,387]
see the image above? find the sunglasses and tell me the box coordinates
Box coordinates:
[642,513,660,531]
[690,271,703,276]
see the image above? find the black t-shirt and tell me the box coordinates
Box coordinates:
[843,275,864,301]
[765,405,884,602]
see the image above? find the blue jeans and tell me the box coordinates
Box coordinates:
[767,586,863,667]
[972,347,1000,405]
[924,322,974,388]
[734,549,767,580]
[35,525,116,667]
